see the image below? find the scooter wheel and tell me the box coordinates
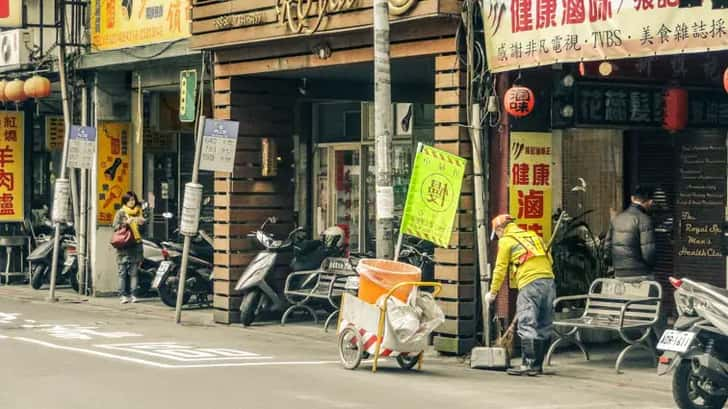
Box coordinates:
[338,326,363,370]
[396,353,422,370]
[240,290,261,327]
[158,279,191,308]
[673,359,728,409]
[30,264,47,290]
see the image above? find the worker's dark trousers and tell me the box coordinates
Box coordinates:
[516,278,556,341]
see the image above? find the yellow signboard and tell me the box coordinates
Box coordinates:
[97,122,131,225]
[400,144,467,248]
[509,132,552,240]
[484,2,728,72]
[90,0,191,51]
[45,116,65,151]
[0,112,23,222]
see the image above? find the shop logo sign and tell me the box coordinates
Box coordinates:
[276,0,419,34]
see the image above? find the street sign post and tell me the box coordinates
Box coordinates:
[67,126,96,170]
[398,143,466,253]
[199,119,240,173]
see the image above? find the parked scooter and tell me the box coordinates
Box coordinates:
[152,215,214,308]
[236,219,346,326]
[657,277,728,409]
[28,224,78,290]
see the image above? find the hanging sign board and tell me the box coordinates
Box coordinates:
[199,119,240,173]
[0,0,22,28]
[400,143,466,248]
[483,2,728,72]
[0,111,23,221]
[67,126,97,170]
[508,132,553,240]
[179,70,197,123]
[97,122,131,225]
[45,116,65,151]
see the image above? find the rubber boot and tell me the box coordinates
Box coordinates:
[533,339,547,374]
[507,339,538,376]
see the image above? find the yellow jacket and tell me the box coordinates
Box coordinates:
[490,224,554,296]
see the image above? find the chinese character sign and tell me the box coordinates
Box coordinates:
[484,1,728,72]
[199,119,240,173]
[400,144,467,248]
[90,0,191,51]
[0,0,22,28]
[45,116,65,151]
[509,132,553,240]
[0,111,23,222]
[97,122,131,225]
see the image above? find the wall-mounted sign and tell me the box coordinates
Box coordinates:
[90,0,191,51]
[0,0,22,28]
[97,122,131,225]
[574,82,728,128]
[509,132,552,240]
[199,119,239,173]
[67,126,97,170]
[179,70,197,123]
[45,116,65,151]
[484,2,728,72]
[0,111,23,222]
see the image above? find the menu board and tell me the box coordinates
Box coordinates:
[675,133,727,283]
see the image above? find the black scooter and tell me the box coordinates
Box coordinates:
[27,226,77,290]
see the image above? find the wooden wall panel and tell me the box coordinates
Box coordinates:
[212,75,297,324]
[432,47,478,355]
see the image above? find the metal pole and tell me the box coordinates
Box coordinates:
[373,0,394,259]
[175,54,206,324]
[471,104,491,346]
[49,46,72,302]
[79,84,88,296]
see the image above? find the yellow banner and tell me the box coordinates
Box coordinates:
[509,132,552,240]
[0,112,23,222]
[97,122,131,225]
[90,0,191,51]
[484,2,728,72]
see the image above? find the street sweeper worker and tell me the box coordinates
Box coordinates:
[484,214,556,376]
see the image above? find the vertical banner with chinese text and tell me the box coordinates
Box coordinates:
[509,132,553,240]
[0,112,23,222]
[400,144,467,248]
[97,122,131,225]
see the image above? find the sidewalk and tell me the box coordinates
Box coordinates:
[0,284,672,393]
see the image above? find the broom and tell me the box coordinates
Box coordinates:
[495,315,518,358]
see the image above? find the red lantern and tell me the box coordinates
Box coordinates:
[663,87,688,133]
[504,86,535,118]
[723,68,728,94]
[0,80,7,103]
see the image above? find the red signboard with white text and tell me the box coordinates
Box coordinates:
[0,0,22,28]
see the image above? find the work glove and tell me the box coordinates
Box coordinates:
[484,292,497,304]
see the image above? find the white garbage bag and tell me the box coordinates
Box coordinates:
[379,291,445,345]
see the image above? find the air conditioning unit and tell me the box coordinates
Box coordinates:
[0,29,31,67]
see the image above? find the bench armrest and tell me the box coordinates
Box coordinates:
[618,297,662,329]
[553,294,589,311]
[284,270,322,293]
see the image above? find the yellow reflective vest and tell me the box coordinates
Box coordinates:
[490,224,554,296]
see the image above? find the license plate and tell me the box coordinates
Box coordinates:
[657,330,696,353]
[152,262,172,288]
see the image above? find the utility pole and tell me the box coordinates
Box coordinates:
[373,0,394,259]
[49,46,72,302]
[79,84,89,296]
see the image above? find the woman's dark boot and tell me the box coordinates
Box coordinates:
[507,339,538,376]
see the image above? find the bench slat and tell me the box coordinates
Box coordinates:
[588,300,659,312]
[585,308,656,320]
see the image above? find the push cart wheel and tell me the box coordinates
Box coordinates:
[396,353,422,370]
[338,327,363,370]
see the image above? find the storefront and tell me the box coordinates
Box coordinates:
[191,1,482,354]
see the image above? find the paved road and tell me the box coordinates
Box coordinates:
[0,297,676,409]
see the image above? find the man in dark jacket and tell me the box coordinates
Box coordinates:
[604,186,656,281]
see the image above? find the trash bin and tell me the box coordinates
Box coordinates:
[357,259,421,304]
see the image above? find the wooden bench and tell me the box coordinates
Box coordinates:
[545,278,662,374]
[281,257,357,331]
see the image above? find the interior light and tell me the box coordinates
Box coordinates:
[598,62,613,76]
[561,105,574,118]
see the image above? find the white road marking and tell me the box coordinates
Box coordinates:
[11,337,338,369]
[0,312,20,324]
[96,342,272,361]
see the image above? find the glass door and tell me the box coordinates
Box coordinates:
[332,146,361,253]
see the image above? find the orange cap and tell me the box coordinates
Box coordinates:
[491,214,515,237]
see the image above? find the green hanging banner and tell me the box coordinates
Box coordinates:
[400,143,466,248]
[179,70,198,123]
